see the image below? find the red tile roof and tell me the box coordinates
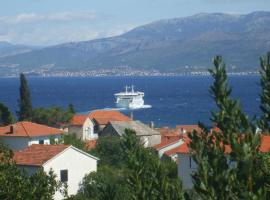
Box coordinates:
[173,134,270,155]
[153,138,180,150]
[88,110,131,125]
[165,142,189,156]
[176,125,202,134]
[260,135,270,153]
[13,144,69,166]
[70,115,88,126]
[0,121,64,137]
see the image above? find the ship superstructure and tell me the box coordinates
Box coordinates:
[114,85,144,109]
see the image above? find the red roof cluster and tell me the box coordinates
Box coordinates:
[89,110,131,125]
[0,121,64,137]
[13,144,69,166]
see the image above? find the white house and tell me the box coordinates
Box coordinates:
[0,121,64,150]
[13,144,99,200]
[176,141,197,189]
[176,135,270,189]
[68,110,131,140]
[69,115,98,140]
[154,138,184,158]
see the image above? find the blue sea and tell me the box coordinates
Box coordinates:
[0,76,261,128]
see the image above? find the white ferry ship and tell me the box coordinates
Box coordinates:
[115,85,144,109]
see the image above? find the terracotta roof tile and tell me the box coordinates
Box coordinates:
[88,110,131,125]
[153,138,180,150]
[70,115,88,126]
[176,125,202,134]
[13,144,69,166]
[165,142,189,156]
[0,121,64,137]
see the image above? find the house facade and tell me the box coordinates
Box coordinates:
[101,120,161,147]
[13,144,99,200]
[69,115,98,140]
[68,110,131,140]
[0,121,64,150]
[177,134,270,189]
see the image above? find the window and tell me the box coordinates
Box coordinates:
[39,140,44,144]
[60,170,68,182]
[189,157,196,169]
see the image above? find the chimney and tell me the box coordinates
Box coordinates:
[9,125,14,134]
[130,112,134,120]
[149,121,154,129]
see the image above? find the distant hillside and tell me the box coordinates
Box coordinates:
[0,11,270,76]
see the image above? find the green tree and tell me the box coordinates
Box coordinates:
[75,166,129,200]
[0,141,63,200]
[68,103,75,114]
[123,129,183,200]
[0,102,14,126]
[90,135,124,167]
[260,52,270,133]
[63,134,86,151]
[32,106,74,127]
[187,56,267,200]
[17,73,33,121]
[74,130,183,200]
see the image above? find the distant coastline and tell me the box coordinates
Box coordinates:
[0,70,260,78]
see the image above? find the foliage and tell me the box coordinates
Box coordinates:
[17,73,33,121]
[260,52,270,133]
[0,142,63,200]
[187,56,268,200]
[29,169,64,200]
[32,106,74,127]
[90,135,124,167]
[0,102,14,126]
[63,134,86,151]
[75,129,183,200]
[123,129,183,200]
[68,103,76,114]
[75,166,129,200]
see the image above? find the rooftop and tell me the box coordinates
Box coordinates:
[13,144,69,166]
[0,121,64,137]
[107,120,159,136]
[89,110,131,125]
[70,115,88,126]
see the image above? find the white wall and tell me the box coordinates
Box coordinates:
[0,134,63,151]
[68,119,97,140]
[43,147,97,200]
[178,153,197,189]
[29,135,62,145]
[0,137,30,150]
[158,139,184,157]
[83,118,98,140]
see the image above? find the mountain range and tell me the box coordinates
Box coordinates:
[0,11,270,76]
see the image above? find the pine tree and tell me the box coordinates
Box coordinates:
[68,103,75,114]
[0,102,14,126]
[260,52,270,133]
[187,56,268,199]
[17,73,33,121]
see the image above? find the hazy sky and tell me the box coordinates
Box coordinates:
[0,0,269,46]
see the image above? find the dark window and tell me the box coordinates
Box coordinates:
[189,157,196,169]
[39,140,44,144]
[60,170,68,182]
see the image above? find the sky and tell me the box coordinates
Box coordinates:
[0,0,270,46]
